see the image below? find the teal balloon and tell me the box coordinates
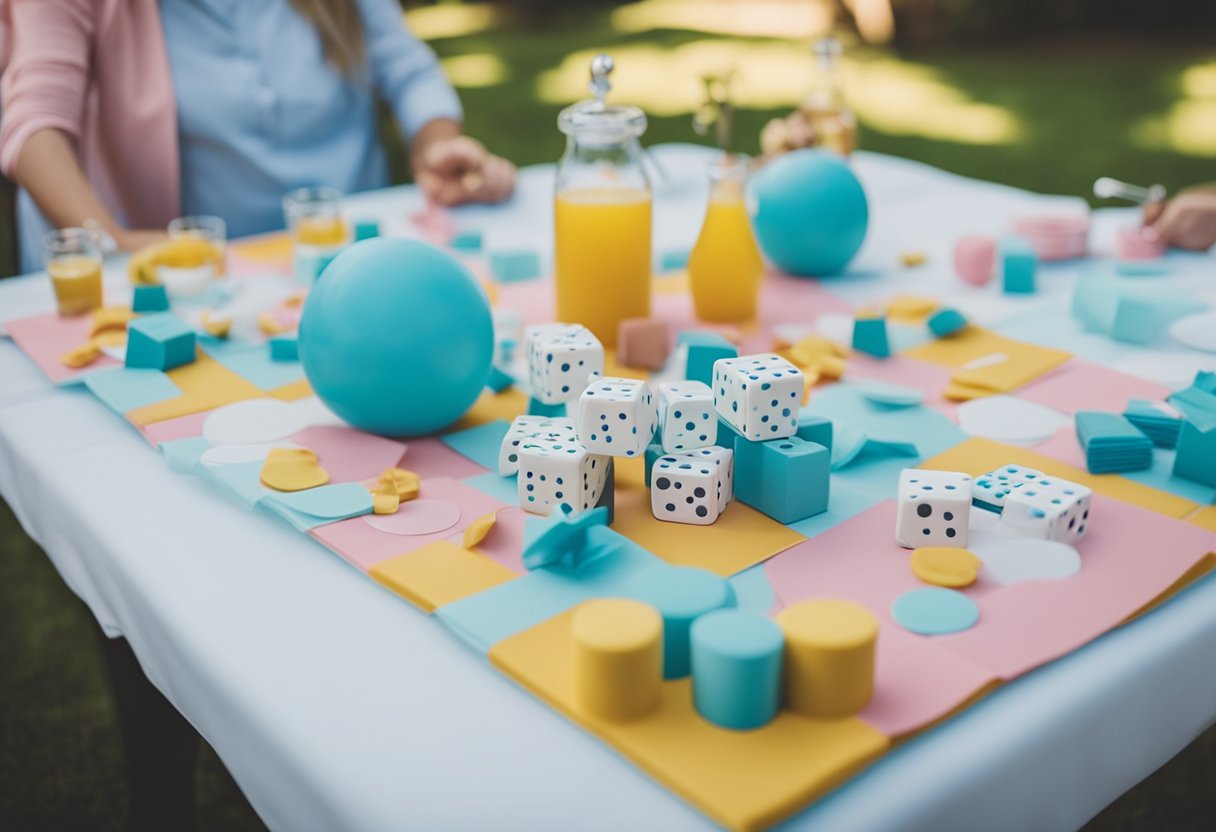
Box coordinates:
[749,149,868,277]
[298,238,493,437]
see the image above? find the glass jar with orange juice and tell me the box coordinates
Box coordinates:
[283,186,349,285]
[554,55,651,346]
[688,154,764,323]
[44,228,104,316]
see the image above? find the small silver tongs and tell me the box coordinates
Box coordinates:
[1093,177,1167,204]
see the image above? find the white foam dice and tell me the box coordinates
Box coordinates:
[972,463,1049,511]
[999,476,1092,543]
[498,415,577,475]
[516,438,609,517]
[527,324,604,405]
[712,353,803,441]
[657,381,717,453]
[650,447,734,525]
[896,468,972,548]
[576,377,657,458]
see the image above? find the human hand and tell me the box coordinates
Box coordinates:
[415,135,516,207]
[115,228,171,252]
[1142,187,1216,251]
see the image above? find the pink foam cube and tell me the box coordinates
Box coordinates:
[1115,226,1165,261]
[954,236,996,286]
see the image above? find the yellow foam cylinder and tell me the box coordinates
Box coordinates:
[777,599,878,719]
[573,598,663,721]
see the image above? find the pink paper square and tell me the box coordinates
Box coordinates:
[1017,359,1171,416]
[402,436,489,480]
[140,411,209,446]
[472,506,528,575]
[937,493,1216,678]
[310,476,507,571]
[844,354,958,416]
[1031,425,1088,467]
[288,426,406,483]
[7,313,121,384]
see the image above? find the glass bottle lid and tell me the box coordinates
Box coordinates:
[558,54,647,140]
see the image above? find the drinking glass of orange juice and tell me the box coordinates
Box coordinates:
[554,54,652,347]
[688,154,764,323]
[44,228,103,316]
[283,186,349,285]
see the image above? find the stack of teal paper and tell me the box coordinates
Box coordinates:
[1075,411,1153,474]
[1122,399,1182,448]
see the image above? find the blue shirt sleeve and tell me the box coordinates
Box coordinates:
[356,0,463,138]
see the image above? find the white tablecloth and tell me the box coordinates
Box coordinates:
[1,144,1214,832]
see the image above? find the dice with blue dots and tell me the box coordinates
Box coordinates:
[651,447,734,525]
[576,377,658,458]
[999,477,1092,543]
[971,464,1048,512]
[896,468,972,548]
[712,353,803,441]
[657,381,717,453]
[516,438,609,517]
[498,415,577,475]
[526,323,604,405]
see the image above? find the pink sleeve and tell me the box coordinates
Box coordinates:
[0,0,95,177]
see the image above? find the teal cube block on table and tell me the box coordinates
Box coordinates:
[852,316,890,358]
[353,219,380,241]
[126,313,195,371]
[269,335,299,362]
[131,284,169,313]
[450,230,483,252]
[796,413,833,452]
[1002,236,1037,294]
[527,396,566,417]
[488,250,541,283]
[733,434,830,524]
[1169,379,1216,487]
[643,441,664,487]
[680,331,737,386]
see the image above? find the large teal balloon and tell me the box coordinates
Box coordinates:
[749,149,868,277]
[298,238,493,437]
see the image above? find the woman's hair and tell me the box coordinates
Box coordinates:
[289,0,366,76]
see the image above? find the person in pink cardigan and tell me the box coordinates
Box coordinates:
[0,0,516,273]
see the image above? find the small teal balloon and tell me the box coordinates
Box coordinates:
[749,149,868,277]
[298,238,493,437]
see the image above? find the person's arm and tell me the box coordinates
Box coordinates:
[0,0,165,250]
[1142,184,1216,252]
[12,129,165,250]
[356,0,515,205]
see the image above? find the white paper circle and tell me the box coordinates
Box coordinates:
[200,442,301,466]
[1169,311,1216,354]
[365,499,462,536]
[202,399,309,445]
[970,533,1082,586]
[957,395,1069,444]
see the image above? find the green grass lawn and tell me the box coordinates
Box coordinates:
[3,9,1215,829]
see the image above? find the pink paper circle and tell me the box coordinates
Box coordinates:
[365,499,462,536]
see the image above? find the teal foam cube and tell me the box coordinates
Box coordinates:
[1172,421,1216,487]
[733,434,830,523]
[269,335,299,362]
[486,365,515,393]
[643,441,664,487]
[353,219,380,241]
[796,414,833,452]
[527,396,566,417]
[488,250,541,283]
[852,316,890,358]
[927,307,966,337]
[1002,236,1037,294]
[680,331,738,386]
[131,284,169,313]
[126,313,195,371]
[451,230,483,252]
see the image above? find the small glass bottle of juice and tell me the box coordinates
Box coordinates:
[688,154,763,323]
[554,54,651,346]
[802,36,857,156]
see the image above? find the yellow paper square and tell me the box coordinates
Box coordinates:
[920,437,1197,519]
[229,232,293,265]
[268,378,314,401]
[490,606,889,832]
[1186,505,1216,532]
[127,354,265,426]
[370,541,517,613]
[610,483,805,576]
[904,327,1070,381]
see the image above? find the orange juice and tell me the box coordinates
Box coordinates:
[296,216,348,247]
[555,187,651,346]
[48,256,103,316]
[689,183,763,323]
[166,232,227,277]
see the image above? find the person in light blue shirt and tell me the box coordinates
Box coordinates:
[9,0,516,272]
